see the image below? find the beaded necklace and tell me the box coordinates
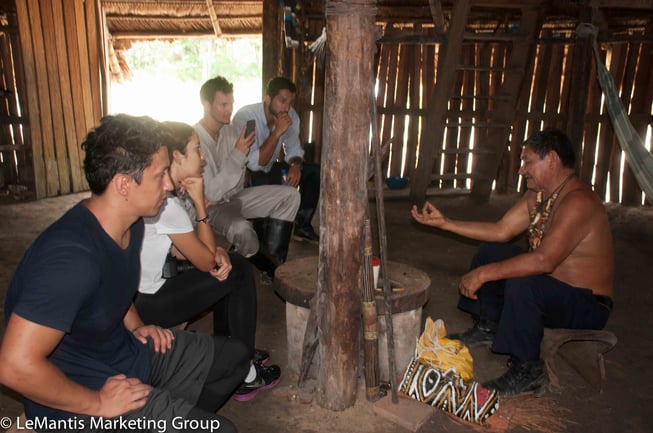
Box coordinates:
[527,173,575,251]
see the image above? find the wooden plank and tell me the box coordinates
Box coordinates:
[544,41,564,129]
[441,45,465,189]
[560,40,574,128]
[26,0,60,196]
[608,44,630,202]
[620,41,644,205]
[312,60,325,161]
[318,0,374,409]
[410,0,471,205]
[375,43,391,151]
[16,0,44,196]
[7,12,31,187]
[41,0,71,194]
[51,0,85,192]
[528,29,552,138]
[508,34,540,192]
[63,0,90,154]
[565,24,594,171]
[389,44,411,177]
[73,0,97,137]
[423,44,436,111]
[457,44,475,189]
[0,32,17,185]
[581,48,603,185]
[404,43,422,179]
[262,0,280,92]
[472,42,491,182]
[381,43,399,170]
[84,0,102,122]
[470,7,543,202]
[491,44,511,192]
[626,23,653,205]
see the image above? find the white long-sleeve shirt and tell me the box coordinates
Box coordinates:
[194,122,248,203]
[233,102,304,173]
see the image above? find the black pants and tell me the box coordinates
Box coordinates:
[458,242,612,362]
[248,161,320,230]
[135,253,257,358]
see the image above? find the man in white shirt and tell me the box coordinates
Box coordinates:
[195,76,300,277]
[233,77,321,243]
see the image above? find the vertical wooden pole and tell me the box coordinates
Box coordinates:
[317,0,376,410]
[262,0,280,96]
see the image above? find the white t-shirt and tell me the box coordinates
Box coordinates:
[139,195,194,295]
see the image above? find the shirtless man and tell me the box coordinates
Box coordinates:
[411,129,614,395]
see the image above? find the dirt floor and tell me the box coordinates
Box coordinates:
[1,190,652,433]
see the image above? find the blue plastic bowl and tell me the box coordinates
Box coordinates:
[385,176,409,189]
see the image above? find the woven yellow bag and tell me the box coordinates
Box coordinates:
[415,317,474,381]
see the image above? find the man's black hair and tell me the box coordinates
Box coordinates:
[82,114,172,194]
[524,128,576,168]
[199,76,234,103]
[265,76,296,98]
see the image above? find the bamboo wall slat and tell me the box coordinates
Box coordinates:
[457,45,474,189]
[42,0,72,195]
[582,52,602,185]
[620,42,642,205]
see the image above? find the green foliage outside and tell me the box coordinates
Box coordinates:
[124,37,262,83]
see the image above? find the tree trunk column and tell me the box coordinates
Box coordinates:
[317,0,377,410]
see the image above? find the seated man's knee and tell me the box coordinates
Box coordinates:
[227,221,259,258]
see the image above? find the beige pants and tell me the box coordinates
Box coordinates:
[207,185,300,257]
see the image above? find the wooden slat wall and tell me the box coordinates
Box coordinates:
[7,0,103,199]
[0,10,30,191]
[295,23,652,206]
[3,6,651,205]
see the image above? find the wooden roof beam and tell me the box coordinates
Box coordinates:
[205,0,222,37]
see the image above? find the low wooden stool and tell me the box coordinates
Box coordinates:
[540,328,617,392]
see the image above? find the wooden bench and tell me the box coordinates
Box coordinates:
[540,328,617,392]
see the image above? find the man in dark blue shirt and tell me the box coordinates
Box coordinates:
[0,114,248,432]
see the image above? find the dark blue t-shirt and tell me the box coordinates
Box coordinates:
[4,202,151,420]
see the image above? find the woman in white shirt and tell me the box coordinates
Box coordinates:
[134,121,280,401]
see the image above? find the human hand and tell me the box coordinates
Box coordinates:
[180,176,205,205]
[273,112,292,137]
[458,269,484,300]
[236,125,256,155]
[132,325,174,353]
[96,374,152,418]
[411,201,447,228]
[286,164,301,187]
[210,247,232,281]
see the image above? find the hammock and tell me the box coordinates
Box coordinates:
[577,23,653,204]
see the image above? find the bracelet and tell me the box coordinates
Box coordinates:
[195,216,209,224]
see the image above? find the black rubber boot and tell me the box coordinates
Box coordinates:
[264,218,293,264]
[293,207,319,243]
[483,358,546,396]
[448,318,497,347]
[246,251,277,280]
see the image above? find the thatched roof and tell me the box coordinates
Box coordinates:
[102,0,263,39]
[101,1,653,46]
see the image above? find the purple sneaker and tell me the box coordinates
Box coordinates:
[232,363,281,402]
